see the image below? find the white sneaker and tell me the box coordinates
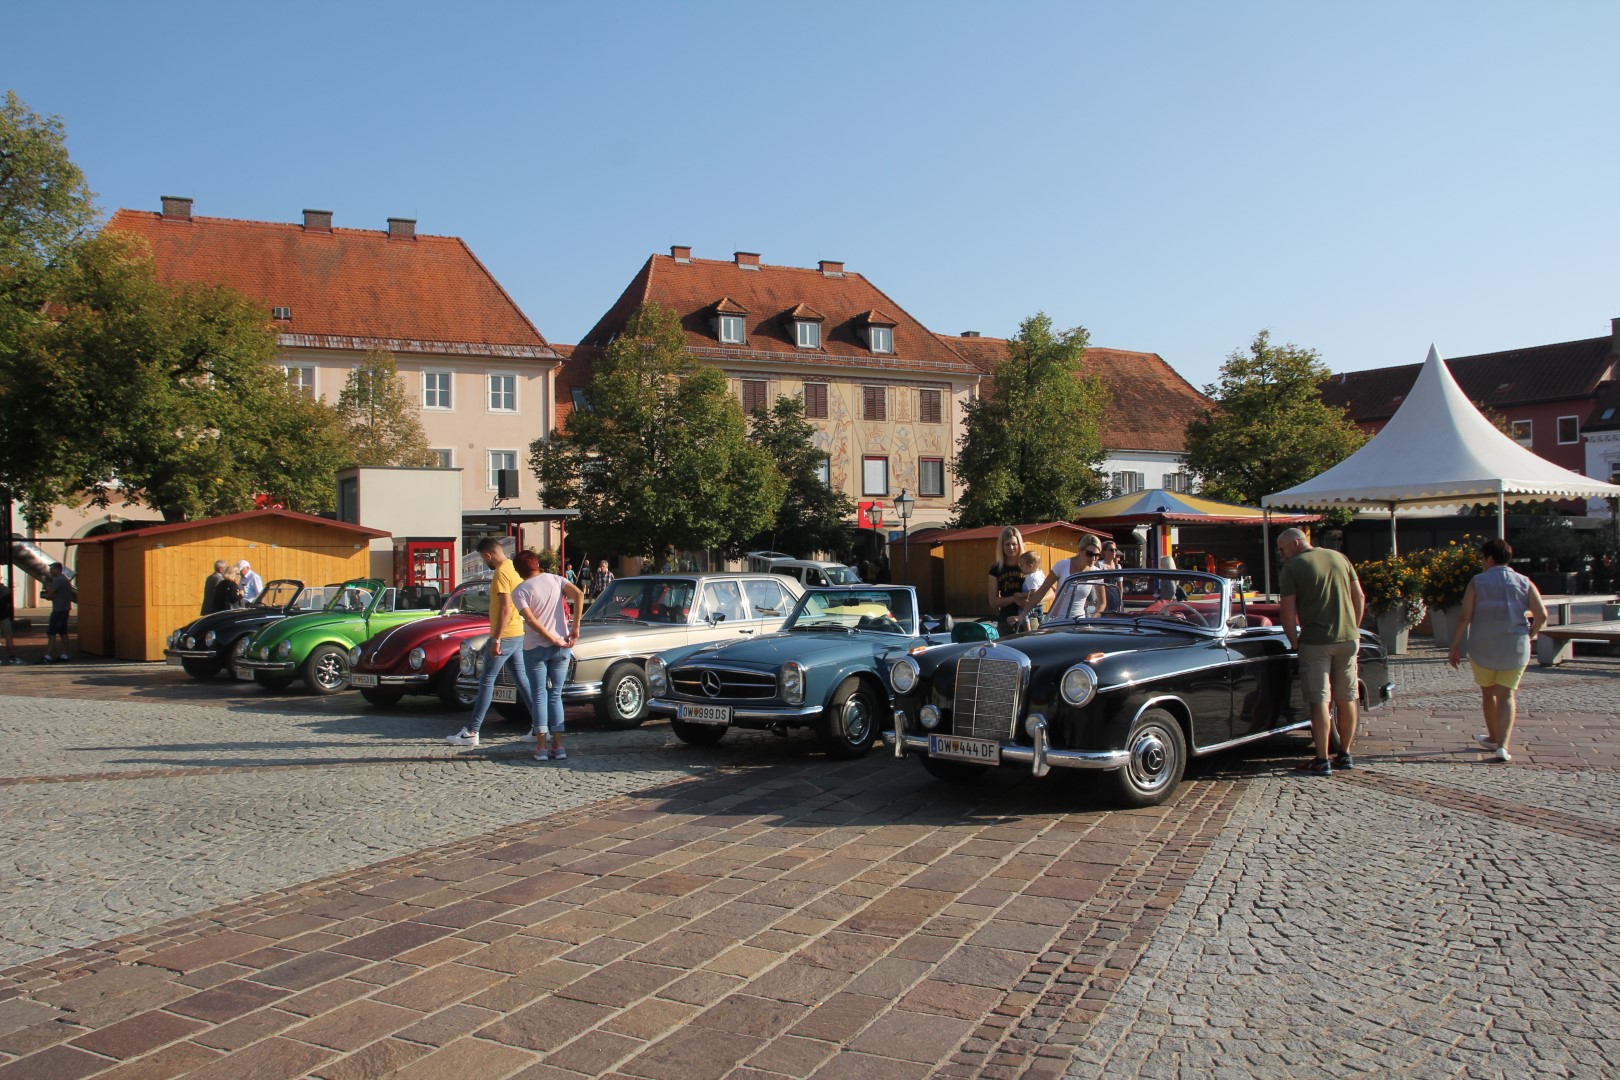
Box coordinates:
[1493,746,1511,763]
[1474,734,1499,751]
[445,729,479,746]
[519,731,547,743]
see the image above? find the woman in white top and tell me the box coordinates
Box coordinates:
[510,550,584,762]
[1447,538,1547,763]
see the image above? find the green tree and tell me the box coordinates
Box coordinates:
[1,91,100,519]
[532,302,784,558]
[952,313,1107,528]
[1183,331,1367,517]
[335,346,437,467]
[746,395,855,557]
[11,231,349,522]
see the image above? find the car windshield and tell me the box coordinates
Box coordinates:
[255,581,302,610]
[821,565,863,585]
[1045,570,1228,630]
[324,584,376,614]
[786,587,916,635]
[439,581,492,616]
[585,579,695,624]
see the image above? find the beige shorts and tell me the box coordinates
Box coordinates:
[1299,640,1358,705]
[1471,660,1525,690]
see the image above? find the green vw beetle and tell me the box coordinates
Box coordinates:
[236,579,439,694]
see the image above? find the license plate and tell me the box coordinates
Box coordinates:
[492,685,517,703]
[677,702,731,725]
[350,674,378,687]
[166,655,183,666]
[234,666,252,680]
[929,734,1001,763]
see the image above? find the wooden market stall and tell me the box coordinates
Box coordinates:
[909,521,1107,619]
[68,509,390,661]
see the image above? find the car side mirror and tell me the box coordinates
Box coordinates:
[709,612,726,625]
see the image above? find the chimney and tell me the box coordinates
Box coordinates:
[734,251,760,270]
[302,209,333,232]
[670,245,692,263]
[818,260,844,277]
[387,217,416,240]
[960,330,981,338]
[160,195,192,221]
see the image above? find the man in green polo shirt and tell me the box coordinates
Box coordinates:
[1278,528,1365,776]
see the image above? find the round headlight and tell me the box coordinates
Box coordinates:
[204,631,217,647]
[275,641,292,659]
[890,657,919,695]
[920,704,942,730]
[781,661,805,704]
[646,656,667,694]
[349,645,364,666]
[256,644,269,659]
[1060,664,1098,707]
[183,636,196,649]
[408,647,426,670]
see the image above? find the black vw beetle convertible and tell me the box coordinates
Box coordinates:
[888,568,1392,807]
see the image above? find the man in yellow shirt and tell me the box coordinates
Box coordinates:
[446,538,535,747]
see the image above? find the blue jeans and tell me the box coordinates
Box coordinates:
[524,644,572,735]
[468,636,532,733]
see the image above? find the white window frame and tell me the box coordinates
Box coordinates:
[869,326,893,354]
[1163,471,1192,493]
[919,457,945,498]
[863,456,889,496]
[283,365,315,400]
[487,372,517,413]
[422,370,453,410]
[1510,419,1532,446]
[1111,470,1145,495]
[719,315,746,344]
[814,456,831,487]
[1557,415,1579,444]
[430,448,453,469]
[487,450,518,491]
[795,320,821,349]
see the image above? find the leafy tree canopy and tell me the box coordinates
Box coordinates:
[8,232,349,524]
[746,395,854,558]
[532,302,784,558]
[0,91,97,302]
[952,312,1107,528]
[335,346,437,468]
[1182,330,1367,523]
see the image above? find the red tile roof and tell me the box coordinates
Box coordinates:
[578,253,980,377]
[1321,334,1618,422]
[106,207,559,361]
[937,335,1210,454]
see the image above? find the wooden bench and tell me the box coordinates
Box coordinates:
[1534,620,1620,667]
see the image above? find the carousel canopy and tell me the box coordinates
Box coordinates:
[1072,488,1319,527]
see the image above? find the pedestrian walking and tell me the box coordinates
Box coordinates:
[201,560,228,615]
[1277,527,1365,775]
[446,538,534,747]
[0,578,19,663]
[593,560,614,599]
[237,560,264,603]
[510,549,584,762]
[1447,538,1548,764]
[41,563,74,663]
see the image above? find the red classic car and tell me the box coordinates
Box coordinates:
[347,579,495,710]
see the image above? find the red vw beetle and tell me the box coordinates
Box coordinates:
[347,578,494,710]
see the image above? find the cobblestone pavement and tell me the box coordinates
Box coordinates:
[0,641,1615,1079]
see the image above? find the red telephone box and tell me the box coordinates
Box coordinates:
[393,539,456,606]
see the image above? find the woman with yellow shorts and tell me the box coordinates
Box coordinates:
[1447,538,1547,763]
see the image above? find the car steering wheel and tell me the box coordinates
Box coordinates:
[1161,603,1206,627]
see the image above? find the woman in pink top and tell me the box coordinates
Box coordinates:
[510,551,584,762]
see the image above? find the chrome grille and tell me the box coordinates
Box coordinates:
[951,656,1021,740]
[670,666,778,700]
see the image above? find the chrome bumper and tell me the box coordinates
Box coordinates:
[889,711,1129,775]
[372,673,430,687]
[238,659,296,675]
[455,675,601,702]
[163,648,214,661]
[650,698,824,722]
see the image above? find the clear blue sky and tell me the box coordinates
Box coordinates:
[8,1,1616,389]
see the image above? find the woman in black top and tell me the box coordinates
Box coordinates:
[986,526,1027,632]
[213,566,244,612]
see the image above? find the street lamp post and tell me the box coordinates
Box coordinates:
[894,488,915,585]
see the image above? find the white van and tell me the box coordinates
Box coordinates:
[744,552,864,587]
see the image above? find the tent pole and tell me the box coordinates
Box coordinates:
[1389,502,1398,558]
[1262,512,1272,598]
[1497,493,1506,540]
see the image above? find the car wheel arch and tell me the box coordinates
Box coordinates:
[1128,694,1194,752]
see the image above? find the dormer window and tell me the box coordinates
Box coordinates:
[858,310,897,355]
[709,298,749,345]
[784,303,825,350]
[271,306,292,321]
